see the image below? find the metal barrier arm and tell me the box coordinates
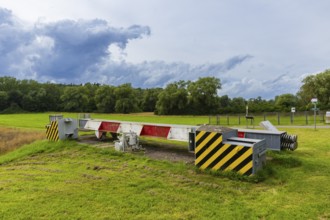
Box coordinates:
[82,119,198,142]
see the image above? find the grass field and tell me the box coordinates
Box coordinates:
[0,112,328,130]
[209,112,329,126]
[0,114,329,219]
[0,112,210,130]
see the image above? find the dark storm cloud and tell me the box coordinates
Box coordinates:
[0,7,150,80]
[0,8,35,74]
[220,73,303,99]
[34,19,150,79]
[0,8,15,25]
[85,55,253,88]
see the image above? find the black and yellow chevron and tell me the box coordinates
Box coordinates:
[46,121,59,141]
[195,130,253,176]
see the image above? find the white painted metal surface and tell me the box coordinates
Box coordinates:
[84,120,102,130]
[259,120,279,132]
[167,126,197,141]
[118,122,143,135]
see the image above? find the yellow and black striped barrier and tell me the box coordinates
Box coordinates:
[45,117,78,141]
[46,120,59,141]
[194,126,266,176]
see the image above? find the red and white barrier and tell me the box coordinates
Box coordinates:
[83,119,198,142]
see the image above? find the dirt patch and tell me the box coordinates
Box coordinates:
[78,135,195,164]
[141,142,195,164]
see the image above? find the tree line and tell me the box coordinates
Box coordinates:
[0,70,329,115]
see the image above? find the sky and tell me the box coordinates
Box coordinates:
[1,0,330,99]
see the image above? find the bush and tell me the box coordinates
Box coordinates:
[1,103,26,114]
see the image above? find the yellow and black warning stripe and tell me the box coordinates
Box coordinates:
[195,131,253,176]
[46,121,59,141]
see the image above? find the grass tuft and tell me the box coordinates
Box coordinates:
[268,151,303,168]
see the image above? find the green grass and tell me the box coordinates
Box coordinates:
[0,112,209,130]
[210,113,328,126]
[0,126,330,219]
[0,112,328,130]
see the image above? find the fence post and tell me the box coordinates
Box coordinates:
[305,111,308,125]
[263,113,266,121]
[238,115,240,125]
[216,115,220,125]
[227,116,229,125]
[277,112,280,125]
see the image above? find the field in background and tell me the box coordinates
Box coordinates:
[0,112,210,130]
[0,112,329,131]
[209,111,329,126]
[0,114,329,219]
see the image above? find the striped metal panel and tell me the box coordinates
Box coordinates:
[46,121,59,141]
[195,131,253,176]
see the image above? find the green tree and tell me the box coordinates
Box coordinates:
[42,83,62,111]
[246,97,259,113]
[114,83,139,113]
[60,86,89,112]
[7,90,23,107]
[19,79,39,95]
[0,91,9,110]
[83,83,99,112]
[0,76,18,91]
[229,97,246,113]
[219,95,231,113]
[141,88,163,112]
[21,88,48,112]
[297,70,330,110]
[188,77,221,114]
[95,85,116,113]
[275,94,298,112]
[156,81,189,115]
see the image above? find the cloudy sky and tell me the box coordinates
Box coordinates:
[1,0,330,99]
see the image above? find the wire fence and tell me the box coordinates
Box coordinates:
[209,111,330,126]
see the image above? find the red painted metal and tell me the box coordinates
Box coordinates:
[237,131,245,138]
[99,121,120,133]
[140,125,171,138]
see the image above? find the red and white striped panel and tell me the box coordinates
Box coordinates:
[83,119,198,142]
